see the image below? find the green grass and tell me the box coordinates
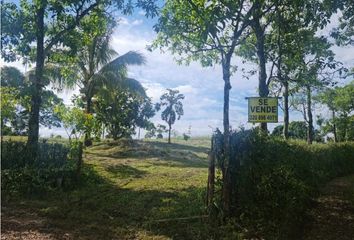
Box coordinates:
[4,137,214,239]
[343,175,354,205]
[3,136,354,239]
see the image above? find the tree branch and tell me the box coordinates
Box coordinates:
[44,1,101,55]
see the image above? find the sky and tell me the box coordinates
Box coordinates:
[2,4,354,138]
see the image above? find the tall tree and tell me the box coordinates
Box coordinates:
[156,89,184,144]
[56,15,147,145]
[153,0,259,215]
[249,0,277,133]
[0,87,19,138]
[0,66,63,136]
[95,86,155,140]
[1,0,158,160]
[317,81,354,141]
[294,33,339,144]
[317,88,339,142]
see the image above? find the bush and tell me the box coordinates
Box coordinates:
[1,140,80,199]
[1,141,70,169]
[211,129,354,239]
[183,133,190,141]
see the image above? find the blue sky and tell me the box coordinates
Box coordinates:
[96,10,353,137]
[2,3,354,137]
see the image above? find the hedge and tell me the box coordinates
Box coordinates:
[211,129,354,239]
[1,140,79,199]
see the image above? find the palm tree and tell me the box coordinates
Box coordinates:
[78,38,146,114]
[157,89,185,144]
[53,29,146,145]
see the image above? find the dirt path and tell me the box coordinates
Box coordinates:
[1,206,73,240]
[302,175,354,240]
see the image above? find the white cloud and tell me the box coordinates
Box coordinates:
[3,12,353,138]
[116,17,145,27]
[132,19,143,26]
[118,17,129,25]
[138,10,146,16]
[141,81,165,102]
[174,84,198,94]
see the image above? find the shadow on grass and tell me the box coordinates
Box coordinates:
[2,164,213,240]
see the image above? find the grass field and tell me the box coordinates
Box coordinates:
[3,137,214,239]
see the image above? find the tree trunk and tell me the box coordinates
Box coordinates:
[84,97,92,146]
[76,141,83,177]
[86,96,92,114]
[168,122,171,144]
[27,1,46,163]
[221,59,232,216]
[1,118,4,142]
[343,113,348,141]
[332,110,337,143]
[254,18,268,133]
[277,14,288,140]
[207,149,215,208]
[306,86,314,144]
[283,81,289,140]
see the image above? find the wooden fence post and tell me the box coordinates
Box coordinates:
[206,150,215,208]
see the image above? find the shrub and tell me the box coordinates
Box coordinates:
[210,129,354,239]
[1,140,81,199]
[1,141,70,169]
[183,133,190,141]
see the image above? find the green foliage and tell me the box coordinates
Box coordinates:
[183,133,191,141]
[144,124,167,139]
[0,66,63,135]
[152,0,253,67]
[159,89,184,125]
[330,0,354,46]
[316,81,354,141]
[1,0,158,155]
[95,89,155,139]
[1,141,70,170]
[156,89,184,143]
[272,121,308,140]
[1,166,76,199]
[54,104,100,140]
[1,140,79,199]
[211,129,354,239]
[0,66,25,87]
[1,0,158,63]
[57,14,147,116]
[0,87,19,125]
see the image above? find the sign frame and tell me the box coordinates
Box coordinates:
[246,97,279,123]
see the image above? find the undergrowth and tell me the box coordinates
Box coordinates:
[211,130,354,239]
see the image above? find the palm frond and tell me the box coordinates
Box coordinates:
[99,51,146,75]
[43,63,79,90]
[93,70,146,98]
[122,78,147,97]
[94,35,117,69]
